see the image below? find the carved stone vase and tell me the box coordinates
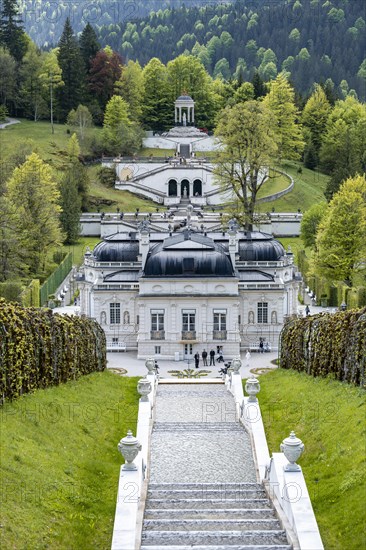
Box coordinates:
[118,430,142,471]
[231,357,242,373]
[280,431,304,472]
[137,377,152,401]
[145,357,156,373]
[245,377,260,402]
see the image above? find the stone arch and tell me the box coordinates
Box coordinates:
[181,179,190,197]
[168,179,177,196]
[193,179,202,196]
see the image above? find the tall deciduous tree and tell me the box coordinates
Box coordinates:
[88,47,123,110]
[57,18,85,119]
[315,175,366,287]
[300,202,328,250]
[59,134,82,243]
[0,46,16,107]
[102,95,142,155]
[214,100,278,230]
[67,104,92,141]
[263,72,304,162]
[302,84,331,166]
[115,60,144,122]
[39,47,63,134]
[6,153,63,276]
[19,42,47,121]
[142,57,171,131]
[320,97,366,200]
[0,0,26,61]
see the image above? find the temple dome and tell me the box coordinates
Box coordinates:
[176,94,194,101]
[143,230,234,278]
[93,233,139,262]
[238,232,285,262]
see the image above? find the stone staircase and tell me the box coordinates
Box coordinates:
[141,482,292,549]
[140,383,293,550]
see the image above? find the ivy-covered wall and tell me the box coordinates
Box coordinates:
[0,298,106,402]
[280,308,366,387]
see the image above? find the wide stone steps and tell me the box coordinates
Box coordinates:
[141,483,291,549]
[141,546,292,550]
[144,509,277,520]
[140,530,289,546]
[153,423,242,431]
[145,498,273,510]
[143,519,281,531]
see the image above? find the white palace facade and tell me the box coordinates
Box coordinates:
[78,209,300,359]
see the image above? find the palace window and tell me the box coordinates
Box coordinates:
[110,302,121,324]
[151,310,164,331]
[182,310,196,331]
[213,310,227,331]
[257,302,268,324]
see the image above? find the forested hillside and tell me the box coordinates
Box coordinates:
[13,0,366,97]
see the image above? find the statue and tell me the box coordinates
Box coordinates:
[182,112,187,127]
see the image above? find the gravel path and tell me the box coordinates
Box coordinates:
[149,384,257,484]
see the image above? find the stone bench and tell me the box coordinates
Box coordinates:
[106,342,127,352]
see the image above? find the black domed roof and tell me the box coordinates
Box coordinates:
[93,233,139,262]
[238,232,285,261]
[143,230,234,278]
[177,94,193,101]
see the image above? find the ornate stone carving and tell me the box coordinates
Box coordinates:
[280,431,304,472]
[118,430,142,471]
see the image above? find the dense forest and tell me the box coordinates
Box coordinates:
[15,0,366,98]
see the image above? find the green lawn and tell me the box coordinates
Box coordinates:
[0,371,139,549]
[256,161,329,213]
[256,369,366,550]
[258,170,291,199]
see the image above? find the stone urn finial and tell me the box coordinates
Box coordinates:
[145,357,156,373]
[118,430,142,471]
[231,357,242,373]
[280,431,304,472]
[245,377,260,402]
[137,377,152,401]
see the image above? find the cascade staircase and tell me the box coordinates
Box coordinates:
[140,383,293,550]
[141,481,292,549]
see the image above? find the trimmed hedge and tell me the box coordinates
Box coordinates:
[0,298,106,402]
[280,307,366,387]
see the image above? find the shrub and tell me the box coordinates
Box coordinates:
[0,298,106,402]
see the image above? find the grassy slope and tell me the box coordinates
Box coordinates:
[0,372,139,549]
[256,369,366,550]
[0,120,158,212]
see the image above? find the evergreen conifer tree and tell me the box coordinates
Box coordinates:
[57,18,85,119]
[0,0,26,61]
[80,23,100,70]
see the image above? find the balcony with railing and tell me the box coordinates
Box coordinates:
[213,330,227,340]
[181,330,196,340]
[150,330,165,340]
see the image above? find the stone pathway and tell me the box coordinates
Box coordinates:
[141,383,292,549]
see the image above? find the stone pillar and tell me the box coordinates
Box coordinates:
[175,107,177,123]
[192,105,194,124]
[179,106,182,123]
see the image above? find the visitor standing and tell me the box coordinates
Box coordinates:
[305,305,310,316]
[259,338,264,353]
[202,349,208,366]
[194,352,200,369]
[209,349,215,365]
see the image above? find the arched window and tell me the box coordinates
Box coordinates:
[181,179,190,197]
[193,179,202,196]
[168,179,177,196]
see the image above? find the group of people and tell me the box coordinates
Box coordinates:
[194,347,224,368]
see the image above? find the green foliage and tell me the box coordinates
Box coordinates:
[98,166,116,188]
[0,373,138,548]
[102,95,142,155]
[316,175,366,286]
[302,84,331,166]
[67,105,93,141]
[0,297,106,402]
[0,46,16,107]
[280,307,366,386]
[0,103,7,120]
[0,0,27,61]
[257,369,366,550]
[39,252,72,306]
[300,202,328,249]
[215,100,278,230]
[20,278,40,307]
[115,60,144,122]
[263,72,305,162]
[0,280,23,302]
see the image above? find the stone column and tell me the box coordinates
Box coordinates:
[179,106,182,123]
[192,105,194,124]
[175,107,177,124]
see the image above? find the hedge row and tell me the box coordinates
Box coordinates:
[297,250,366,309]
[0,298,106,402]
[280,307,366,387]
